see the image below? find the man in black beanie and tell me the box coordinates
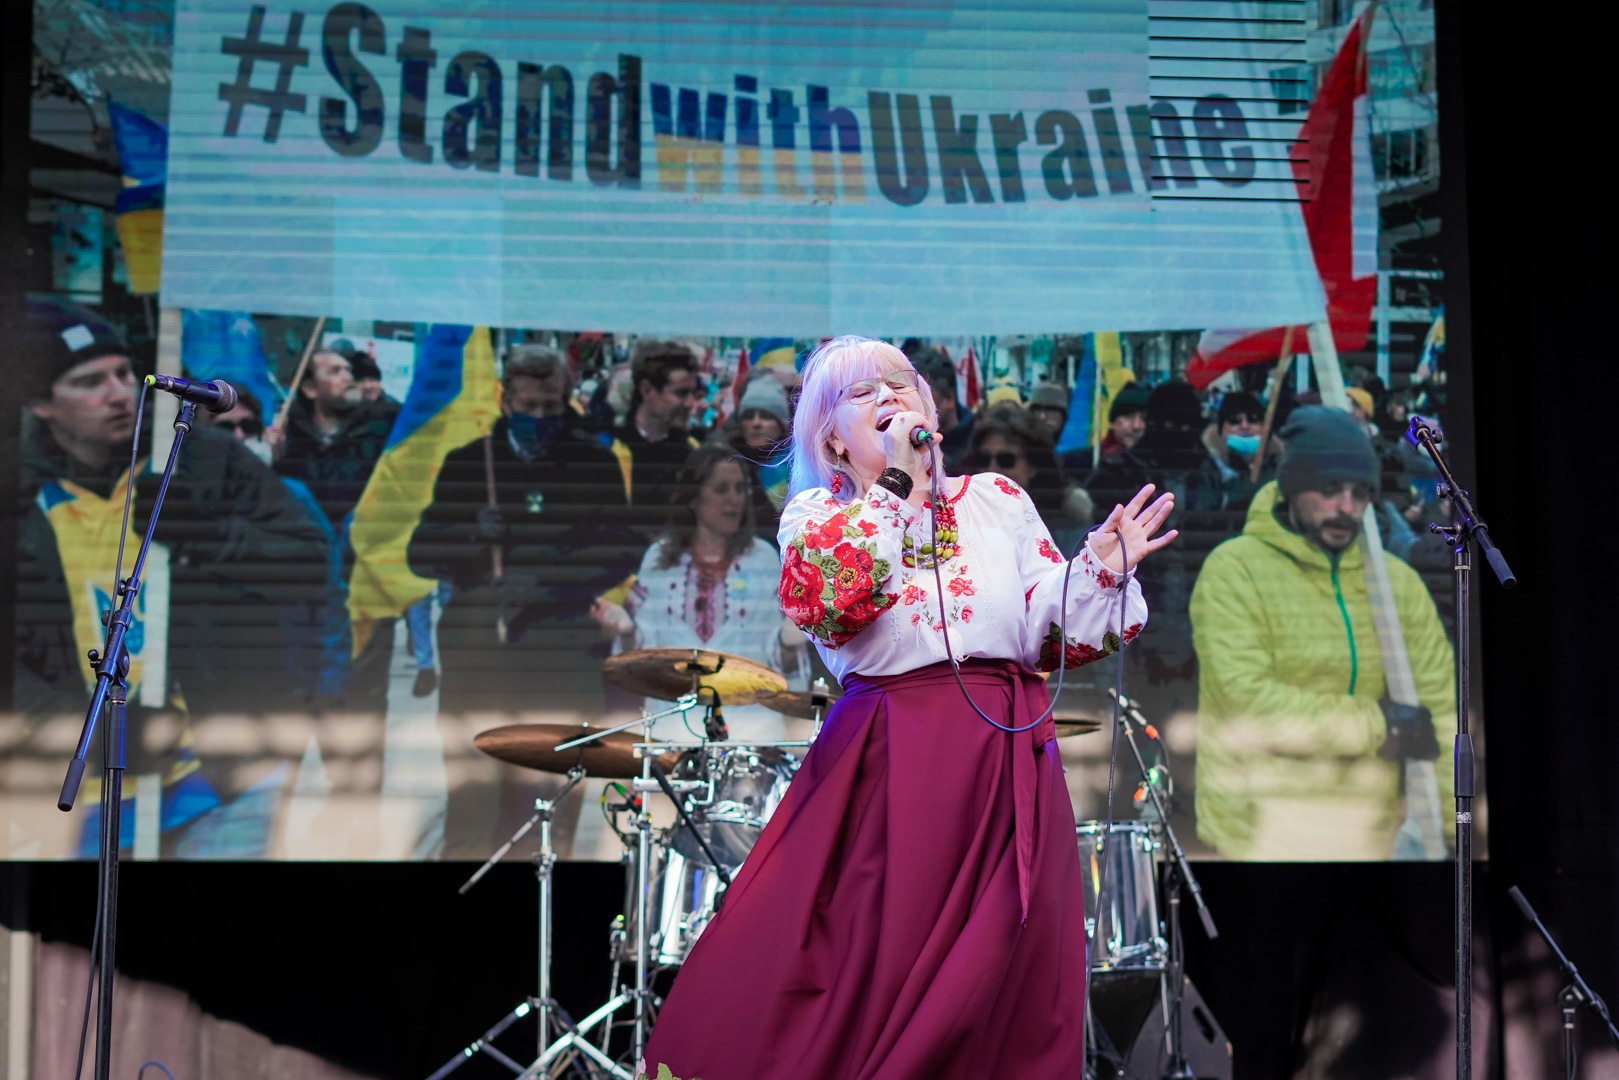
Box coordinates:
[18,299,326,855]
[1188,405,1456,860]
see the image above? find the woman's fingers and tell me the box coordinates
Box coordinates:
[1124,484,1157,517]
[1138,497,1174,537]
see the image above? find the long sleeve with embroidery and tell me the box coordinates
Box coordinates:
[777,473,1149,683]
[1009,480,1149,674]
[777,484,918,647]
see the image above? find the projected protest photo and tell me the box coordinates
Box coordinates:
[6,0,1466,876]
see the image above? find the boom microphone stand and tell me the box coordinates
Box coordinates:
[1110,690,1218,1079]
[1407,416,1516,1080]
[1507,886,1619,1078]
[57,399,200,1080]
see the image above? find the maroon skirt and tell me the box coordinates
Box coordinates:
[639,659,1087,1080]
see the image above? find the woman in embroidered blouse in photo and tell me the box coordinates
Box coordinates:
[591,445,809,741]
[639,337,1176,1080]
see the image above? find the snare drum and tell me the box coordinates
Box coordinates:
[1075,819,1166,972]
[670,745,798,868]
[621,841,727,965]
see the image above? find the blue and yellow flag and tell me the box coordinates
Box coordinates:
[346,325,501,655]
[751,337,797,372]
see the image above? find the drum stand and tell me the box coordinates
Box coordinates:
[429,691,707,1080]
[429,766,633,1080]
[1101,691,1219,1080]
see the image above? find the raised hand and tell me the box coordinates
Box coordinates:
[1088,484,1177,573]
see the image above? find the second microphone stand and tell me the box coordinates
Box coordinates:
[1110,690,1217,1079]
[1407,416,1516,1080]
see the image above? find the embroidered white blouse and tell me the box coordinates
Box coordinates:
[624,537,808,740]
[776,473,1148,682]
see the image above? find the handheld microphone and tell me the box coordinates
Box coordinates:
[144,375,239,414]
[909,426,936,448]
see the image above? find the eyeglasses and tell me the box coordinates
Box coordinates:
[986,451,1023,470]
[216,420,261,437]
[840,370,925,406]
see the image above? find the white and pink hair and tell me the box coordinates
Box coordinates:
[787,335,940,499]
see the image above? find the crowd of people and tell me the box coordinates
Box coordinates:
[15,300,1461,860]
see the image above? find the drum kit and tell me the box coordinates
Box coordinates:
[425,650,1229,1080]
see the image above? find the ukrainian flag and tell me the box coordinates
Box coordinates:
[751,337,797,372]
[346,325,501,655]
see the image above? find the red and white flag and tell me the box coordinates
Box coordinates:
[1185,12,1379,389]
[961,345,983,410]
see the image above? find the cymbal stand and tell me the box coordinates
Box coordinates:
[1109,691,1218,1079]
[429,768,631,1080]
[553,695,698,753]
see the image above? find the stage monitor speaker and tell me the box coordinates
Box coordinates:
[1101,975,1232,1080]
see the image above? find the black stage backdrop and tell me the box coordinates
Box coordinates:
[3,1,1617,1078]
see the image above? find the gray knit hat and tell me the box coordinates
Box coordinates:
[1277,405,1379,499]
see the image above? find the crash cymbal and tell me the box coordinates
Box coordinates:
[1053,717,1102,738]
[474,723,678,778]
[757,687,843,719]
[603,647,787,707]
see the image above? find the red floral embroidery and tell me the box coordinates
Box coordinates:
[1038,538,1063,564]
[858,520,878,537]
[803,513,852,551]
[994,477,1022,498]
[947,576,975,597]
[1034,621,1139,672]
[828,542,877,604]
[901,582,924,606]
[779,547,827,628]
[1096,567,1119,590]
[961,606,974,623]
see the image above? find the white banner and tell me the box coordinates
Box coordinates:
[163,0,1326,333]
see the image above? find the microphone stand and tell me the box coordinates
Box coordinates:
[1109,690,1217,1080]
[1507,885,1619,1077]
[1407,416,1516,1080]
[57,399,199,1080]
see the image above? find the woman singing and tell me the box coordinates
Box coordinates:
[639,337,1176,1080]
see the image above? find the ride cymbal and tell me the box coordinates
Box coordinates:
[474,723,678,778]
[756,688,843,719]
[1053,717,1102,738]
[603,647,786,707]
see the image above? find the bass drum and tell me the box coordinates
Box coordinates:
[670,744,798,868]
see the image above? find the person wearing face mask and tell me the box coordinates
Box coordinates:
[1199,389,1273,514]
[640,336,1177,1080]
[590,446,808,741]
[1188,406,1456,860]
[406,345,640,854]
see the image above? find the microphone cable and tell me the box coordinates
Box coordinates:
[923,438,1131,735]
[921,434,1136,1069]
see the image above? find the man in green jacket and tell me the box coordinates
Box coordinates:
[1189,406,1455,860]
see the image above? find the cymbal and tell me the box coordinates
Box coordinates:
[603,647,787,707]
[474,723,678,778]
[1053,717,1102,738]
[757,688,843,719]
